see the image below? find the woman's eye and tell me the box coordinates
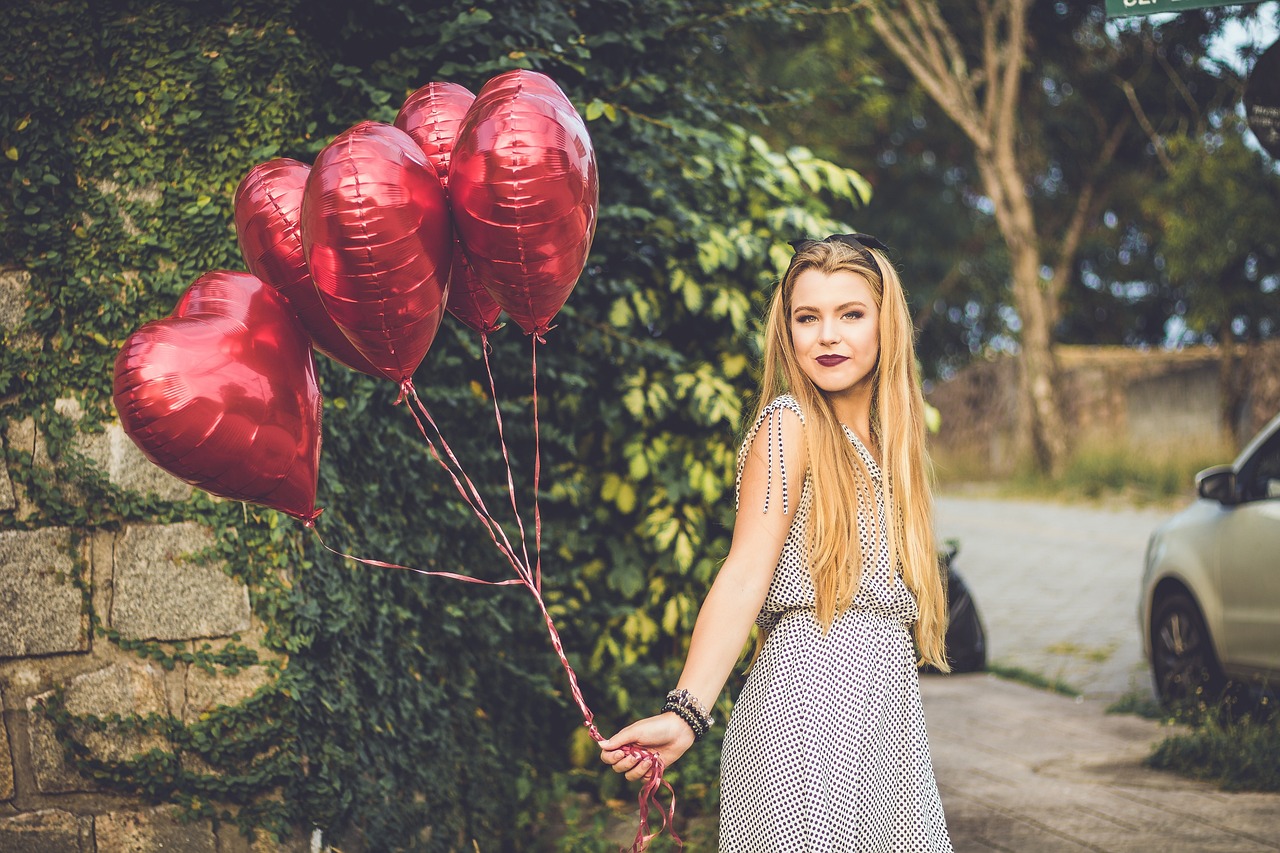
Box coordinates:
[844,311,864,320]
[795,315,816,324]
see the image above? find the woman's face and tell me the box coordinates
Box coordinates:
[789,268,881,401]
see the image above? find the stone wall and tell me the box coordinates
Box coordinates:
[927,342,1280,477]
[0,269,308,851]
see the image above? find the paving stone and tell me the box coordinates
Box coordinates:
[923,674,1280,852]
[0,527,89,658]
[27,662,168,793]
[96,806,217,853]
[0,809,92,852]
[111,522,250,641]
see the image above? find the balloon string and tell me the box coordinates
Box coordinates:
[392,377,679,851]
[532,334,543,594]
[308,526,524,587]
[482,336,533,578]
[397,380,530,583]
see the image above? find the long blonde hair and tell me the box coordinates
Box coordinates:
[751,239,948,671]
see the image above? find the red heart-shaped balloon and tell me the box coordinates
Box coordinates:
[113,270,322,523]
[449,70,599,337]
[396,82,503,336]
[234,158,383,377]
[302,121,453,384]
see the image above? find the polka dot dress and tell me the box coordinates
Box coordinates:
[720,395,953,852]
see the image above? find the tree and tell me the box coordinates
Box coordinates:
[1144,126,1280,436]
[848,1,1248,472]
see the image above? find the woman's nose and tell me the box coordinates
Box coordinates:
[820,318,841,344]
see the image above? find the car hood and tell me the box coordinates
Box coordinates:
[1146,496,1226,584]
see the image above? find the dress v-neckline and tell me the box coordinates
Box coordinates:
[841,423,882,477]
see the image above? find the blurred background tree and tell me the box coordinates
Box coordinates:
[704,0,1278,470]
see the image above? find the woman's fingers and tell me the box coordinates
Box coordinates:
[624,755,654,782]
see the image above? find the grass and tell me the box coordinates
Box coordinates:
[1108,684,1280,792]
[1145,692,1280,791]
[934,437,1237,506]
[986,663,1081,698]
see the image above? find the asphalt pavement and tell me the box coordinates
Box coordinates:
[934,493,1171,700]
[926,494,1280,852]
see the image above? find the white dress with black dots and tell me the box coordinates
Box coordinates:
[719,395,953,852]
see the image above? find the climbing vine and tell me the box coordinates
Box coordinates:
[2,1,870,848]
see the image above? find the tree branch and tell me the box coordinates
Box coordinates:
[864,1,990,150]
[1118,78,1173,174]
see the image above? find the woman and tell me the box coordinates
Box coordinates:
[600,235,953,851]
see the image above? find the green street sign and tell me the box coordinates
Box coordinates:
[1107,0,1261,17]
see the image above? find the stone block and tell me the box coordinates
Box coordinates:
[0,693,12,801]
[27,662,168,793]
[96,807,217,853]
[2,418,40,520]
[0,431,14,512]
[0,269,40,351]
[49,398,192,502]
[216,824,313,853]
[105,422,193,501]
[111,522,250,641]
[184,647,277,724]
[0,809,92,852]
[0,527,89,658]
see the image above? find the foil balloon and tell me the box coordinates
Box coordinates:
[395,82,503,336]
[449,70,599,336]
[301,121,453,384]
[113,270,323,523]
[234,158,382,377]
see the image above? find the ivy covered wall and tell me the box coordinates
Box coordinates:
[0,1,868,849]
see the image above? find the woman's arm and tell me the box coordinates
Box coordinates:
[600,406,806,780]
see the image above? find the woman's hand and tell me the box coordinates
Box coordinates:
[599,712,696,782]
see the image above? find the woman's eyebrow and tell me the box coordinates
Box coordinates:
[792,300,867,313]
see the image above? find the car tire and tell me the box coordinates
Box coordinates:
[1150,591,1224,706]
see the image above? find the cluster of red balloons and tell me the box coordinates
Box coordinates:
[113,71,599,523]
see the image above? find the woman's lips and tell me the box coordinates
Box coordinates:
[816,355,849,366]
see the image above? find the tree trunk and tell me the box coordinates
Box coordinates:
[975,154,1070,475]
[861,0,1071,475]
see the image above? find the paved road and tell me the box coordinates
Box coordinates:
[928,494,1280,852]
[934,494,1174,700]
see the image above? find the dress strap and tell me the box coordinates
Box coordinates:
[735,395,805,514]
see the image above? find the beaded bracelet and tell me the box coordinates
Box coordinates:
[662,688,714,741]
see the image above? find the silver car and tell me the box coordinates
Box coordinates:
[1141,410,1280,705]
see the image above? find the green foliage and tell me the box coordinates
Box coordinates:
[1146,692,1280,791]
[1143,128,1280,343]
[2,0,871,849]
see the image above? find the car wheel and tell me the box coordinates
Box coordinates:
[1151,591,1224,706]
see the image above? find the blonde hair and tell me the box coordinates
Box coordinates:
[751,239,948,671]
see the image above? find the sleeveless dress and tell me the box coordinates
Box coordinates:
[718,395,953,853]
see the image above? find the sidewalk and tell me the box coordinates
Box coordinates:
[922,673,1280,852]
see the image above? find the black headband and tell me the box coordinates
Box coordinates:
[786,233,888,255]
[784,233,887,281]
